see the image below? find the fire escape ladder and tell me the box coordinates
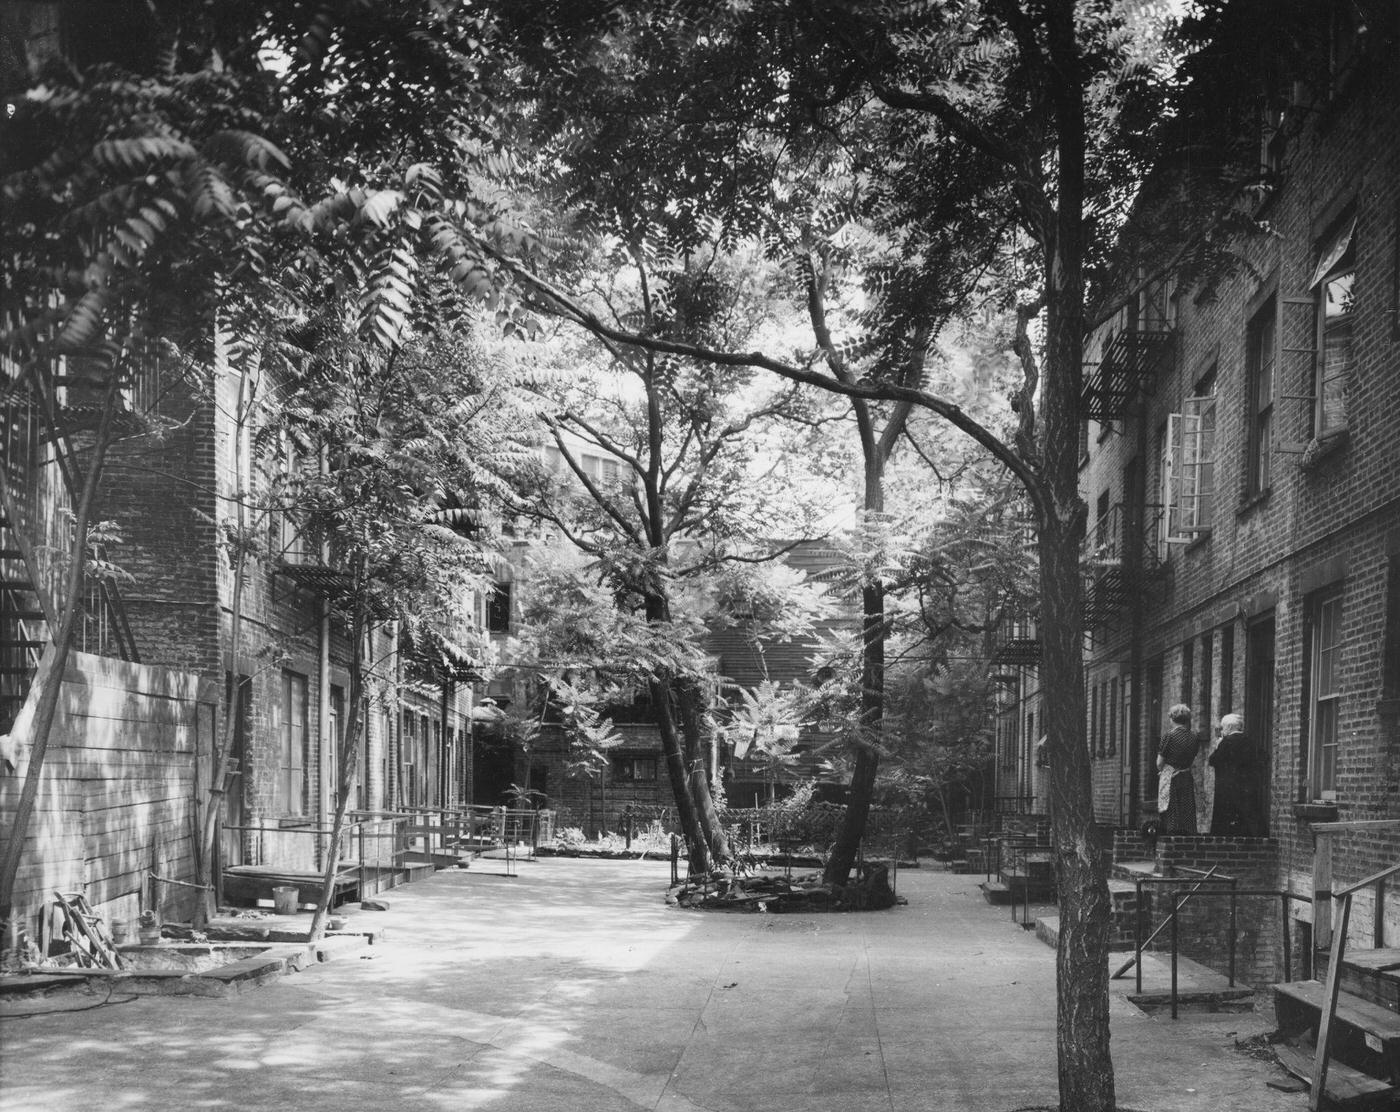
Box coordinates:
[29,358,143,664]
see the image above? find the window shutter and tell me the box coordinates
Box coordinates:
[1179,395,1215,532]
[1163,412,1189,543]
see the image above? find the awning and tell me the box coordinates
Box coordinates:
[1310,214,1355,288]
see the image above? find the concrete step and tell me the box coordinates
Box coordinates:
[1110,859,1158,882]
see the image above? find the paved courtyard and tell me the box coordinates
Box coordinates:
[0,859,1307,1112]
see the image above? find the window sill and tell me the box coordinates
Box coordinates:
[1236,489,1271,519]
[1292,801,1339,824]
[1298,428,1350,473]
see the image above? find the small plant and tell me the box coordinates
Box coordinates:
[138,909,159,927]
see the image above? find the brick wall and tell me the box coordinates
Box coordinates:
[1145,836,1285,989]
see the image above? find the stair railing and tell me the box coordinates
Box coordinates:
[1310,859,1400,1111]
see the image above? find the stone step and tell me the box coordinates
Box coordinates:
[1110,858,1158,882]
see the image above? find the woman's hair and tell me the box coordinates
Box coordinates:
[1168,703,1192,725]
[1220,713,1245,735]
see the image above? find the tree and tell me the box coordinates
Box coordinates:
[266,311,533,941]
[480,3,1191,1106]
[0,0,540,920]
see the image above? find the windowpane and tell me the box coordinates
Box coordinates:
[279,671,308,814]
[1319,269,1354,435]
[1309,590,1344,797]
[1247,300,1276,496]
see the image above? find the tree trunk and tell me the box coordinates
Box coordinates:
[1040,6,1114,1103]
[308,590,370,944]
[651,673,711,874]
[824,580,883,886]
[676,674,730,864]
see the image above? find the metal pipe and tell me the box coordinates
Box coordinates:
[1135,879,1144,996]
[1170,883,1179,1021]
[1228,878,1238,987]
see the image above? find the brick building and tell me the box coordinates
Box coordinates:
[995,6,1400,967]
[487,538,856,834]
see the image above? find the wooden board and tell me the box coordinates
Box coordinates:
[1275,1043,1396,1105]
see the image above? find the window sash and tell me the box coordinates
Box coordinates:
[279,671,308,814]
[1246,301,1277,494]
[1317,268,1354,436]
[1309,591,1344,798]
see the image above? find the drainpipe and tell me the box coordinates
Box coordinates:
[1127,404,1150,827]
[317,445,332,865]
[319,598,331,861]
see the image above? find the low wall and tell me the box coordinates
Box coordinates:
[1,651,217,945]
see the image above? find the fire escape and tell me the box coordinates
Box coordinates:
[1081,503,1171,629]
[2,357,143,737]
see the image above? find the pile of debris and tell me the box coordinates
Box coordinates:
[669,863,901,913]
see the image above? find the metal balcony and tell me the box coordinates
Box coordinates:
[1081,328,1174,421]
[991,618,1041,666]
[1082,503,1170,627]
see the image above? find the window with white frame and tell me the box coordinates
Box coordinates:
[1306,586,1344,799]
[1162,374,1216,543]
[1312,213,1355,438]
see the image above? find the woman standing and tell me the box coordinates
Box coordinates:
[1209,713,1266,836]
[1157,704,1202,834]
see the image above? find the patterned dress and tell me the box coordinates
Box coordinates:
[1158,725,1202,834]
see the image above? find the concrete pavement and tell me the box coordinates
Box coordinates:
[0,859,1307,1111]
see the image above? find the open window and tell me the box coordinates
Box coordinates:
[1163,386,1216,544]
[1311,213,1355,439]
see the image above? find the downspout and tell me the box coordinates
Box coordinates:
[319,599,331,858]
[390,620,402,808]
[318,445,332,863]
[1127,405,1150,827]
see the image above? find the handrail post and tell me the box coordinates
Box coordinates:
[1135,879,1144,996]
[1170,882,1179,1020]
[1312,831,1333,952]
[1228,877,1237,988]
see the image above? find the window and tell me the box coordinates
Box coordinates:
[1312,214,1355,438]
[1200,632,1214,736]
[1164,373,1217,541]
[1108,676,1120,758]
[276,671,309,814]
[1221,624,1235,718]
[612,754,658,783]
[1245,298,1277,497]
[1306,587,1344,799]
[486,582,512,633]
[1181,639,1194,708]
[272,435,309,564]
[1090,681,1101,757]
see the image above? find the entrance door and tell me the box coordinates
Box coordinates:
[1245,614,1275,834]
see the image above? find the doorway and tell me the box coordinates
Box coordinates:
[1245,614,1275,834]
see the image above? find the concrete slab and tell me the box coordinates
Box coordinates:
[0,859,1309,1112]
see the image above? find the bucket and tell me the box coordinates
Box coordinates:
[272,886,299,916]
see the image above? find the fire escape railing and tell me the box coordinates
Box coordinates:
[1081,326,1174,422]
[1082,503,1170,628]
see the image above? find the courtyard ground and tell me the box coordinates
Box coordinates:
[0,858,1308,1112]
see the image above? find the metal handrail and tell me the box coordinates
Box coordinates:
[1124,875,1312,1020]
